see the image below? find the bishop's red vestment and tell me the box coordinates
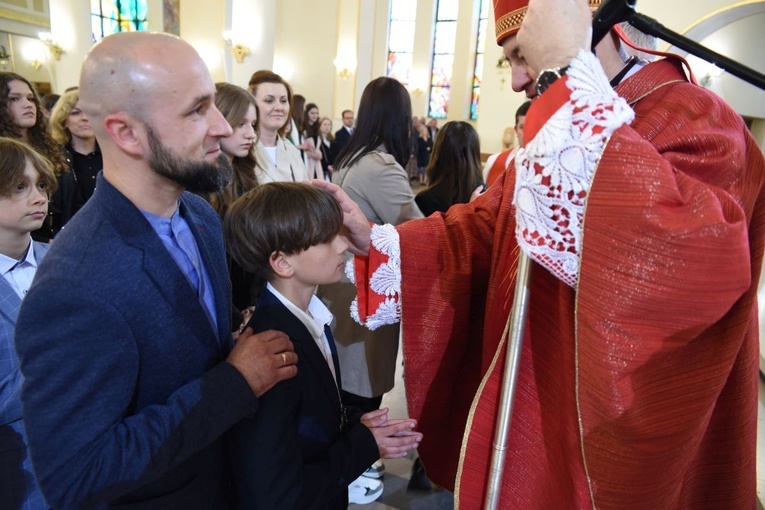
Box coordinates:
[352,52,765,509]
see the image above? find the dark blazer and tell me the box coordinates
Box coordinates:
[334,126,352,156]
[229,287,378,510]
[1,241,49,510]
[15,174,258,509]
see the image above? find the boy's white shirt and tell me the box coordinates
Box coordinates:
[0,241,38,299]
[266,282,337,384]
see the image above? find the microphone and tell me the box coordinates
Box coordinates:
[591,0,637,49]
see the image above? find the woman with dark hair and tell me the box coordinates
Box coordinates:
[415,121,485,216]
[247,70,306,184]
[298,102,323,180]
[1,72,71,241]
[320,77,422,490]
[289,93,305,147]
[49,88,102,207]
[322,77,423,489]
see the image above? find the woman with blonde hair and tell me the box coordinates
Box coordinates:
[49,88,102,206]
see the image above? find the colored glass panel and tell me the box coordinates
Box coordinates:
[387,0,418,86]
[433,21,457,54]
[471,0,489,120]
[92,0,148,41]
[429,86,451,119]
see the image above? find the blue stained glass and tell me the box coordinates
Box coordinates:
[92,0,148,41]
[471,0,489,120]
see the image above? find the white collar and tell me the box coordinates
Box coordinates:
[266,282,333,341]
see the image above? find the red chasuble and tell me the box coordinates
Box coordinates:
[361,57,765,508]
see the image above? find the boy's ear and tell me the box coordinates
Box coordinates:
[269,251,293,278]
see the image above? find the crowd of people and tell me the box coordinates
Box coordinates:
[1,0,764,508]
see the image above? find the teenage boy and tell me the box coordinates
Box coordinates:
[0,137,57,510]
[224,182,422,509]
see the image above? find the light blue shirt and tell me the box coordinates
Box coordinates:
[141,205,218,331]
[0,241,38,299]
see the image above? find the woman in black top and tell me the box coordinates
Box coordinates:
[415,121,484,216]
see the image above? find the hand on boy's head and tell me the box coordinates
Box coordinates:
[311,179,372,256]
[227,327,297,397]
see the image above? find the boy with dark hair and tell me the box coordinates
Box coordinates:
[224,182,422,509]
[0,137,57,509]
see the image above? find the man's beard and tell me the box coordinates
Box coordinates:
[146,126,233,194]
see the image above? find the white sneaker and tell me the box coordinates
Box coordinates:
[348,475,383,504]
[363,459,385,479]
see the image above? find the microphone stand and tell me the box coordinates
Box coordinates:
[592,0,765,90]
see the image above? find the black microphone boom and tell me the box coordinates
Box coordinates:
[591,0,636,48]
[591,0,765,90]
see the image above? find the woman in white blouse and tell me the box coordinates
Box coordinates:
[247,70,307,183]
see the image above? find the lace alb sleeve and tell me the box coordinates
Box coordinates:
[347,223,402,330]
[513,50,635,287]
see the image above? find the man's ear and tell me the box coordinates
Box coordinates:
[103,112,146,158]
[269,251,293,278]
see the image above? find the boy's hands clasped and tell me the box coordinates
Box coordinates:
[361,408,423,459]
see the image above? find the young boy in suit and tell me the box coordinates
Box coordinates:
[224,182,422,509]
[0,137,57,510]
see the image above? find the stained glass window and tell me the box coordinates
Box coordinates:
[387,0,417,86]
[428,0,459,119]
[91,0,148,42]
[470,0,489,120]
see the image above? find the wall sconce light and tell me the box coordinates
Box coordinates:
[333,55,356,81]
[496,56,510,70]
[410,87,424,96]
[31,59,42,70]
[222,31,250,64]
[0,45,9,67]
[38,32,64,60]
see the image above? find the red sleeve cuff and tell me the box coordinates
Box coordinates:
[524,75,572,144]
[353,241,391,322]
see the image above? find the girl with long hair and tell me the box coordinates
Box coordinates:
[209,82,260,313]
[299,102,323,180]
[247,71,306,184]
[415,121,485,216]
[208,82,259,216]
[1,72,70,241]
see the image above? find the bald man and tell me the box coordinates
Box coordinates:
[15,32,298,509]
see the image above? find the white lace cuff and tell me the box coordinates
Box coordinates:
[513,49,635,287]
[349,224,402,330]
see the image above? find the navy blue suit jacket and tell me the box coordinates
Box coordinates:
[229,288,378,510]
[1,241,49,510]
[15,174,257,509]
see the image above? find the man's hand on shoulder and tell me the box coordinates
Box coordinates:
[227,328,297,397]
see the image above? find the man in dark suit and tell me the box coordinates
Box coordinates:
[333,109,354,160]
[15,32,298,509]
